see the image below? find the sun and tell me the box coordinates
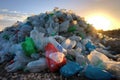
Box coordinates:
[86,15,111,31]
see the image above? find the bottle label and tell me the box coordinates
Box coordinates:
[49,52,65,63]
[57,44,66,52]
[57,45,63,52]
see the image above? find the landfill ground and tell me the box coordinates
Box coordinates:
[0,62,87,80]
[0,30,119,80]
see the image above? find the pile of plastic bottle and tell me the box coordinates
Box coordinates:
[0,8,120,80]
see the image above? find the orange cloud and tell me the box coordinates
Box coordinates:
[0,15,3,20]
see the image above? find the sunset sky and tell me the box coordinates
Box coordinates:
[0,0,120,30]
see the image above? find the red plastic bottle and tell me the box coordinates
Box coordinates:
[45,43,66,72]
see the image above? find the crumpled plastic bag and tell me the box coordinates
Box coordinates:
[60,61,83,77]
[87,50,110,69]
[85,41,96,52]
[88,50,120,76]
[84,65,113,80]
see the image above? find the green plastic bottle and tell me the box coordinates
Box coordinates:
[22,37,36,57]
[68,26,76,32]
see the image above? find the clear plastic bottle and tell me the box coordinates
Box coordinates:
[48,37,67,54]
[26,58,47,72]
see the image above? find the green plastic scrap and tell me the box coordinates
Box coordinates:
[68,26,76,32]
[2,34,10,40]
[51,32,56,36]
[66,54,75,61]
[79,32,85,39]
[22,37,36,57]
[49,13,54,16]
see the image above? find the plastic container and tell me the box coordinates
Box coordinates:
[45,43,66,72]
[26,58,47,72]
[61,39,76,49]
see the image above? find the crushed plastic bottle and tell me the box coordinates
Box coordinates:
[25,58,47,72]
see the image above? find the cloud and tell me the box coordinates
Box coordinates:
[0,9,32,31]
[0,15,3,20]
[0,9,9,12]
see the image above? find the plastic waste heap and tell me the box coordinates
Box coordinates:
[0,8,119,80]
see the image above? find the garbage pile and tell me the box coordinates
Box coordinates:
[0,8,120,80]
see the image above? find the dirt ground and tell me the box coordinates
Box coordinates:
[0,62,87,80]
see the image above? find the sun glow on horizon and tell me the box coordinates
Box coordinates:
[86,15,111,31]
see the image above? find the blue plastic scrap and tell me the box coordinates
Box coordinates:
[85,41,96,52]
[60,61,83,77]
[84,65,112,80]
